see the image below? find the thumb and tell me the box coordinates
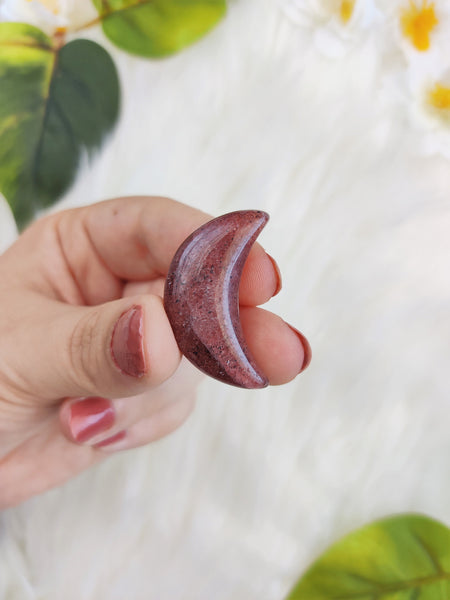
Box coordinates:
[18,295,181,401]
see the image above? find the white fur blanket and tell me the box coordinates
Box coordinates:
[1,1,450,598]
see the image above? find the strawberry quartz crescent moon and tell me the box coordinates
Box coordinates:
[164,210,270,389]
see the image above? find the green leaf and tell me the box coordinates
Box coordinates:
[92,0,226,57]
[0,23,120,227]
[286,514,450,600]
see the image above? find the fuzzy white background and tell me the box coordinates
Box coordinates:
[1,0,450,598]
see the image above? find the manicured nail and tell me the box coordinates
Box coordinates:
[69,397,115,444]
[287,325,312,373]
[266,253,282,297]
[94,430,126,449]
[111,305,146,378]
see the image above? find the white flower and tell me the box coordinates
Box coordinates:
[279,0,383,58]
[407,68,450,158]
[378,0,450,66]
[0,0,96,35]
[376,0,450,157]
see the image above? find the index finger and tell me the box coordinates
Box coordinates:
[23,196,281,306]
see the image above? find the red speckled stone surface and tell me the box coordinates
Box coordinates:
[164,210,269,389]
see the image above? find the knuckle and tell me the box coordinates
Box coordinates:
[68,310,104,393]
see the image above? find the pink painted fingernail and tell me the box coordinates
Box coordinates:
[111,305,146,378]
[69,397,115,443]
[287,325,312,373]
[266,253,282,297]
[94,430,126,449]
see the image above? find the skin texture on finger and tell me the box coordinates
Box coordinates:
[4,197,280,308]
[0,402,54,460]
[240,307,308,385]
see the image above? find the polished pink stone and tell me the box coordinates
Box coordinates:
[164,210,269,389]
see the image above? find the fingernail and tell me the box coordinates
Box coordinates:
[266,253,282,297]
[94,430,126,449]
[287,325,312,373]
[69,397,115,443]
[111,305,146,378]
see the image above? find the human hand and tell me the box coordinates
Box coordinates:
[0,197,311,508]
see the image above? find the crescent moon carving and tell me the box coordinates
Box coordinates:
[164,210,270,389]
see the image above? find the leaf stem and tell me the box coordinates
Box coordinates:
[71,0,151,33]
[71,15,103,34]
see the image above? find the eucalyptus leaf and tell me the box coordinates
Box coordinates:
[92,0,226,57]
[0,23,119,227]
[287,514,450,600]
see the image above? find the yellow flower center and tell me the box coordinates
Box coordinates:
[428,83,450,111]
[340,0,355,23]
[400,1,438,51]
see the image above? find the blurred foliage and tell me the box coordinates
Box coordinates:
[286,513,450,599]
[0,23,119,226]
[92,0,226,57]
[0,2,226,227]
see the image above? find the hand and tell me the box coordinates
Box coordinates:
[0,197,310,508]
